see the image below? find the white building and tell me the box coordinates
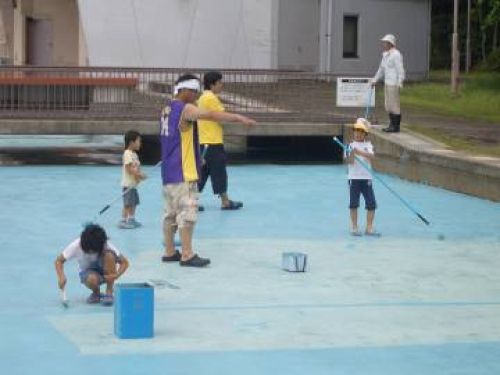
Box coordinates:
[0,0,431,79]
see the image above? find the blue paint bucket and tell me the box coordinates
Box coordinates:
[114,283,154,339]
[282,252,308,272]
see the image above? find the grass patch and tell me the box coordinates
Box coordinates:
[406,124,500,158]
[401,72,500,123]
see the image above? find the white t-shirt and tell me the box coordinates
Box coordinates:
[121,149,140,188]
[62,238,121,272]
[347,140,374,180]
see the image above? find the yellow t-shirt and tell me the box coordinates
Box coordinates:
[198,90,224,145]
[180,114,199,182]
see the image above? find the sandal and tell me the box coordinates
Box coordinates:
[365,230,381,237]
[162,250,181,262]
[221,200,243,210]
[180,254,211,267]
[86,293,101,304]
[100,294,114,306]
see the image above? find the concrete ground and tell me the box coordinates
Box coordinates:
[0,164,499,374]
[370,109,500,158]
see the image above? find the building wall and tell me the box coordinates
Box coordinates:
[12,1,24,65]
[0,0,13,61]
[328,0,431,80]
[3,0,430,78]
[31,0,79,65]
[78,18,88,66]
[276,0,430,78]
[10,0,79,65]
[277,0,320,71]
[77,0,276,69]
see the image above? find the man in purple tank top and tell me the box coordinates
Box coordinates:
[160,74,256,267]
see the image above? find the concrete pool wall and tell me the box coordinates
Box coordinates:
[1,119,499,201]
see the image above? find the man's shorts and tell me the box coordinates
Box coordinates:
[122,187,140,207]
[163,182,199,228]
[349,179,377,210]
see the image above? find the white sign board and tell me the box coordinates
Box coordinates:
[336,78,375,107]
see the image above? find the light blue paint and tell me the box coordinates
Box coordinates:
[0,165,499,374]
[150,300,500,312]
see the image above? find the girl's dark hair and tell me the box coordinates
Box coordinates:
[124,130,141,149]
[203,71,223,90]
[176,73,200,85]
[80,224,108,254]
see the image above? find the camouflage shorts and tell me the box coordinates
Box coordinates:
[162,182,200,228]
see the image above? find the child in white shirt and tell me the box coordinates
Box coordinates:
[345,118,380,236]
[54,224,129,306]
[120,130,146,229]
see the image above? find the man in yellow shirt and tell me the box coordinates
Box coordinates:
[198,71,253,210]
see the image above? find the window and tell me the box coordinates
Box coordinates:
[343,15,358,59]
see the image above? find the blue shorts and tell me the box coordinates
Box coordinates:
[78,250,119,284]
[349,179,377,210]
[79,261,106,285]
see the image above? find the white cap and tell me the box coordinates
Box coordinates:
[354,118,371,133]
[380,34,396,46]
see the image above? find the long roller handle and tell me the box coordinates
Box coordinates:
[334,137,430,226]
[90,160,162,223]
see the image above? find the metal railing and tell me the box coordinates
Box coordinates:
[0,66,353,123]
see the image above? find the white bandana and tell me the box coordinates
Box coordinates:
[173,79,201,95]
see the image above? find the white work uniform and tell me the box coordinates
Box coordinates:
[373,48,405,87]
[372,48,405,115]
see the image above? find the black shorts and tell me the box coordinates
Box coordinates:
[349,179,377,210]
[198,144,228,195]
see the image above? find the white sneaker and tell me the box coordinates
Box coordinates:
[350,227,362,236]
[129,218,142,228]
[118,219,136,229]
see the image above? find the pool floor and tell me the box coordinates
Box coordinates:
[0,164,499,374]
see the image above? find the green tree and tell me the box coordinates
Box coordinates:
[431,0,500,70]
[477,0,500,58]
[485,0,499,50]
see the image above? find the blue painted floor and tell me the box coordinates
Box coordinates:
[1,164,499,374]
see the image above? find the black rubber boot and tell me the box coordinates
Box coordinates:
[393,114,401,133]
[382,113,395,132]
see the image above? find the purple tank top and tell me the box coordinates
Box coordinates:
[159,100,201,184]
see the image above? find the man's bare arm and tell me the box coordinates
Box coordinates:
[183,104,256,127]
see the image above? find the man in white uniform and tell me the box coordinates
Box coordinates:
[371,34,405,133]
